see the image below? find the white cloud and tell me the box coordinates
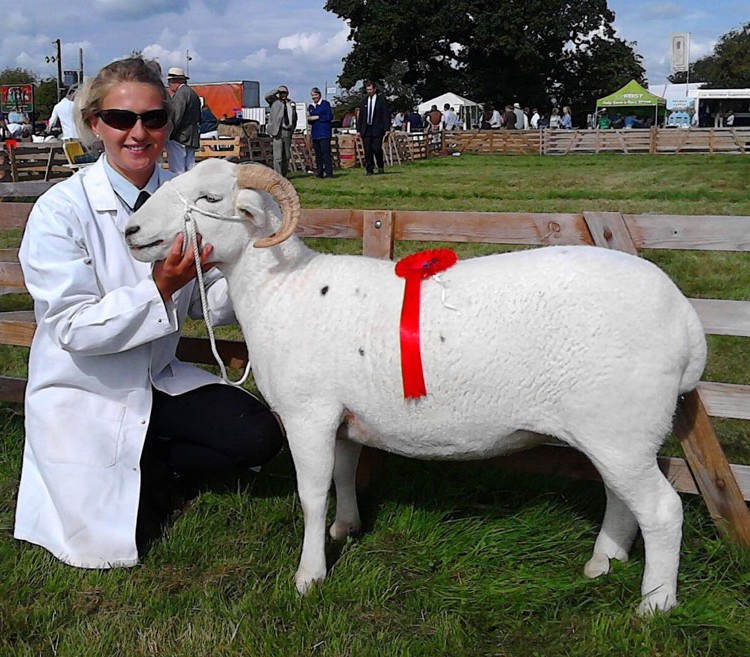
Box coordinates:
[279,32,324,53]
[243,49,269,68]
[278,26,350,60]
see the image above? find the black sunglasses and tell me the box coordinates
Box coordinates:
[96,108,169,130]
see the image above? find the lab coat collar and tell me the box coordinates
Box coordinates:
[81,156,119,214]
[102,157,161,211]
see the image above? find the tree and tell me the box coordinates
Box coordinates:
[669,22,750,88]
[325,0,644,115]
[557,35,645,112]
[34,79,59,120]
[0,67,37,86]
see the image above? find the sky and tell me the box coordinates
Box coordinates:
[0,0,747,105]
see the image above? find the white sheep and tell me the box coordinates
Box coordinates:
[126,159,707,614]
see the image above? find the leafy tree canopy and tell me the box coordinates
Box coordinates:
[669,22,750,88]
[325,0,645,115]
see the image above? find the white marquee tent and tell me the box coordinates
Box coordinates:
[417,92,482,129]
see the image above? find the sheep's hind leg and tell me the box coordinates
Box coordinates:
[286,418,337,595]
[330,434,363,540]
[584,484,638,578]
[580,443,683,615]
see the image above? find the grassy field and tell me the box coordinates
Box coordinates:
[2,153,750,656]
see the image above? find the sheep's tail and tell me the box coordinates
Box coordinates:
[236,163,301,248]
[679,300,708,395]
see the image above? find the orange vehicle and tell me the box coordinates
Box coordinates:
[190,80,260,120]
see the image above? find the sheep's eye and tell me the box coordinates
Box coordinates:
[200,194,221,204]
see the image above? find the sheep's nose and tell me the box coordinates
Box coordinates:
[125,225,140,237]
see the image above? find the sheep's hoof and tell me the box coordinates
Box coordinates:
[329,520,361,541]
[638,590,678,616]
[294,568,327,595]
[583,553,611,579]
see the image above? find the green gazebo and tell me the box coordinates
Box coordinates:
[596,80,666,125]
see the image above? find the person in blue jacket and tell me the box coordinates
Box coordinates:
[307,87,334,178]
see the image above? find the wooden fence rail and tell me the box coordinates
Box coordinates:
[2,184,750,545]
[450,127,750,156]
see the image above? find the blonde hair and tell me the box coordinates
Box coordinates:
[74,57,172,148]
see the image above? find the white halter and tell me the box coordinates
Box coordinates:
[175,190,252,387]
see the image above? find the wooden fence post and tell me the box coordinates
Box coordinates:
[583,211,750,544]
[674,391,750,546]
[357,210,395,489]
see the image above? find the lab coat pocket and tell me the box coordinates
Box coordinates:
[31,394,127,468]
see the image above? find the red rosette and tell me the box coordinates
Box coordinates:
[395,248,458,399]
[6,139,18,150]
[395,248,458,280]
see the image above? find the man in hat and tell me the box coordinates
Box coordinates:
[166,67,201,173]
[264,84,297,177]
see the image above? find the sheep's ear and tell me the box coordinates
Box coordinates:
[235,189,266,227]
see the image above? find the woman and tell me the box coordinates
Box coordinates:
[14,57,283,568]
[307,87,334,178]
[560,106,573,129]
[549,107,561,129]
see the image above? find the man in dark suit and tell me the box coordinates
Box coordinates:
[357,80,390,175]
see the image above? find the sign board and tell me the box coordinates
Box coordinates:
[1,84,34,114]
[669,98,691,109]
[63,70,80,87]
[695,88,750,99]
[671,33,690,73]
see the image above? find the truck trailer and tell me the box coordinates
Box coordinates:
[191,80,264,123]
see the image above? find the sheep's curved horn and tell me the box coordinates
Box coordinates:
[235,163,301,248]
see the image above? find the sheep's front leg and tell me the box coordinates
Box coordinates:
[286,421,337,595]
[330,435,362,540]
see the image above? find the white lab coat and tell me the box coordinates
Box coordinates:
[14,157,234,568]
[48,97,79,140]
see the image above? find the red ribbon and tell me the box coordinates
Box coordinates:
[395,248,458,399]
[5,139,18,150]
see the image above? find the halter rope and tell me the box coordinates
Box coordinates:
[175,190,252,387]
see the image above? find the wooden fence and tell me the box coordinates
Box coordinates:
[447,127,750,156]
[3,127,750,184]
[0,143,74,183]
[2,180,750,546]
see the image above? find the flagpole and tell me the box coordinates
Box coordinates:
[686,33,691,98]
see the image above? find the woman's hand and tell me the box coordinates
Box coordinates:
[152,233,215,301]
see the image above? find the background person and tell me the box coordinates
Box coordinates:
[442,104,460,130]
[560,105,573,129]
[404,107,423,132]
[13,56,283,570]
[357,80,390,175]
[264,84,297,177]
[199,102,219,138]
[165,67,201,173]
[307,86,334,178]
[47,85,80,140]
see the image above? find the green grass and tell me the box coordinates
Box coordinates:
[3,154,750,656]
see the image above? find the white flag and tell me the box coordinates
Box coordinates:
[671,33,690,73]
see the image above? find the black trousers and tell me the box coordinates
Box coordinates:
[362,134,384,172]
[136,384,284,552]
[313,137,333,177]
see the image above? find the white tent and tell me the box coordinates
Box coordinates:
[417,92,482,129]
